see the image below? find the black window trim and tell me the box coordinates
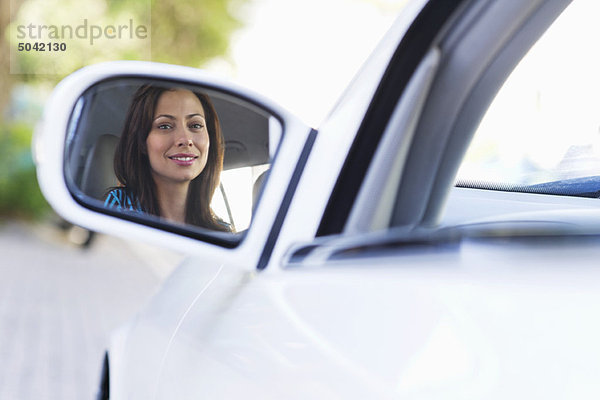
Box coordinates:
[316,0,468,237]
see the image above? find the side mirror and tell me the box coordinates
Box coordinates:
[35,61,311,265]
[65,77,281,234]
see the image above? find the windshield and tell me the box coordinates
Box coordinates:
[456,0,600,198]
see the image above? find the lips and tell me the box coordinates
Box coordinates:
[168,153,198,166]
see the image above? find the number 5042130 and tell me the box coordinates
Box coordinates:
[18,42,67,51]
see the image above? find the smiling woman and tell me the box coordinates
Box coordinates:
[105,85,230,231]
[63,74,279,240]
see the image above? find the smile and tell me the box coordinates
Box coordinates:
[170,156,196,161]
[168,154,198,165]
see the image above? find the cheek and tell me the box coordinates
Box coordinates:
[196,131,210,152]
[146,134,168,158]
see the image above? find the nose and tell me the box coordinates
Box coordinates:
[177,138,193,147]
[175,127,193,147]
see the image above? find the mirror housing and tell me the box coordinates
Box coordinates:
[35,61,311,267]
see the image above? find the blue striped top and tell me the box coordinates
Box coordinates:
[104,187,233,231]
[104,188,144,213]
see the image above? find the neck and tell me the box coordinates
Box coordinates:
[153,179,190,224]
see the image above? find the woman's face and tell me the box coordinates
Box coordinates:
[146,89,210,187]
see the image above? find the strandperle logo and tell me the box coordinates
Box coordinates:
[16,19,148,45]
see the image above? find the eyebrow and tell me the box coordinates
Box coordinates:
[154,113,205,121]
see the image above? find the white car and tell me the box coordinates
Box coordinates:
[36,0,600,398]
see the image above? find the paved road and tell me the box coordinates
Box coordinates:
[0,220,183,399]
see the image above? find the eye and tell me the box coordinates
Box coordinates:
[190,122,204,130]
[157,123,172,130]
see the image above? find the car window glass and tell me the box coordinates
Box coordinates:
[65,77,279,240]
[456,0,600,197]
[212,164,269,232]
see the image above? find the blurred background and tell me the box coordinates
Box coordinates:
[0,0,406,398]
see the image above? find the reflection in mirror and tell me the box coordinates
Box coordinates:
[64,78,281,237]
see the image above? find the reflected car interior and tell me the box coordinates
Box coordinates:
[64,78,276,232]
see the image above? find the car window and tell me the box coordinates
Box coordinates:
[456,0,600,197]
[211,164,269,232]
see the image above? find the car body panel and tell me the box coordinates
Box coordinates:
[442,187,600,227]
[109,257,226,399]
[134,235,600,399]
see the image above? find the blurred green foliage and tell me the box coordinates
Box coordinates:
[0,121,50,219]
[145,0,243,66]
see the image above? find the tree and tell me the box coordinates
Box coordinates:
[112,0,244,67]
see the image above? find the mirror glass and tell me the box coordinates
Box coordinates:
[64,78,282,242]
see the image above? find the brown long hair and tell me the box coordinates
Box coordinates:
[113,84,229,231]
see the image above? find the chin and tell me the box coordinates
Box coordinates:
[182,173,202,182]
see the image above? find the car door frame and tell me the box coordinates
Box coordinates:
[318,0,574,237]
